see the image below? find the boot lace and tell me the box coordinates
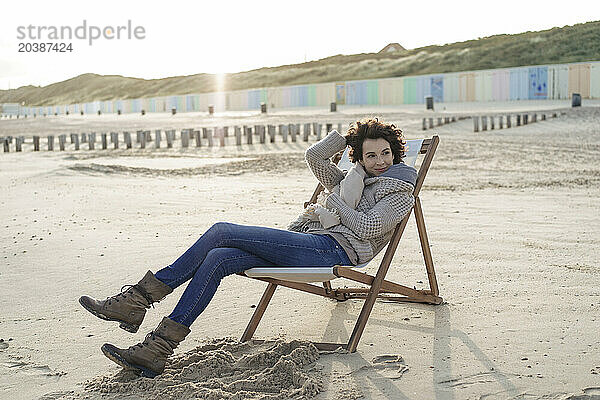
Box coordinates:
[106,285,155,308]
[133,332,156,349]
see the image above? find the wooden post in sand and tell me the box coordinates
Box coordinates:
[516,114,521,126]
[287,124,293,142]
[532,113,537,123]
[217,127,225,147]
[74,134,80,150]
[437,117,442,126]
[181,130,189,148]
[58,134,66,151]
[88,133,96,150]
[207,128,214,147]
[256,125,265,144]
[140,131,146,149]
[70,133,76,144]
[101,133,107,150]
[499,116,503,129]
[422,118,426,130]
[145,131,152,142]
[245,126,252,145]
[523,114,528,125]
[303,124,310,141]
[473,116,479,132]
[260,126,266,144]
[112,132,119,149]
[154,130,161,148]
[48,135,54,151]
[280,124,288,143]
[235,126,241,146]
[506,115,511,128]
[444,117,450,124]
[124,132,132,149]
[542,114,546,121]
[481,116,487,131]
[33,136,40,151]
[490,116,495,130]
[268,125,276,143]
[15,137,22,152]
[165,131,173,148]
[316,123,322,140]
[192,130,200,147]
[81,133,87,143]
[325,123,332,135]
[2,137,8,152]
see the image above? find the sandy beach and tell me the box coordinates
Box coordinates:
[1,101,599,399]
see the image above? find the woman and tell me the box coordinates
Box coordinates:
[79,117,418,378]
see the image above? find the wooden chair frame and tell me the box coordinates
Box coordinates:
[240,135,442,352]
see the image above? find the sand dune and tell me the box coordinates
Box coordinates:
[2,21,598,106]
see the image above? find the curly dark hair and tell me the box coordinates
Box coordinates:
[345,118,406,164]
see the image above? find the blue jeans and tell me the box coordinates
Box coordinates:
[154,222,352,327]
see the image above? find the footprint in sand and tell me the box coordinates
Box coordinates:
[3,358,66,379]
[38,390,76,400]
[371,354,409,379]
[4,360,28,368]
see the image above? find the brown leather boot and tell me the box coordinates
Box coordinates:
[101,317,190,378]
[79,270,172,333]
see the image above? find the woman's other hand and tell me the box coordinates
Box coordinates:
[316,191,330,207]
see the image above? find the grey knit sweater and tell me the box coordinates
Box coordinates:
[287,130,416,265]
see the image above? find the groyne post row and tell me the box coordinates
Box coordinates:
[1,122,345,153]
[421,115,467,130]
[473,112,558,132]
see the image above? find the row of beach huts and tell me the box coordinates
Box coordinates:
[1,61,598,118]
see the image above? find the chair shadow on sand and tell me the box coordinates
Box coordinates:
[317,301,519,399]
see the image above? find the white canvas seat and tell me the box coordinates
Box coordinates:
[244,263,369,283]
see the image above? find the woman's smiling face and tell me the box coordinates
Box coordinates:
[359,138,394,176]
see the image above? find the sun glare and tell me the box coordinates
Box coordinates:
[214,73,226,112]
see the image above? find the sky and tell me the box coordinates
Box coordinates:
[0,0,598,90]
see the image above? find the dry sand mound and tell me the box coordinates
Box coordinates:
[56,338,322,400]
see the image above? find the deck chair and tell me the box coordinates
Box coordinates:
[239,135,442,352]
